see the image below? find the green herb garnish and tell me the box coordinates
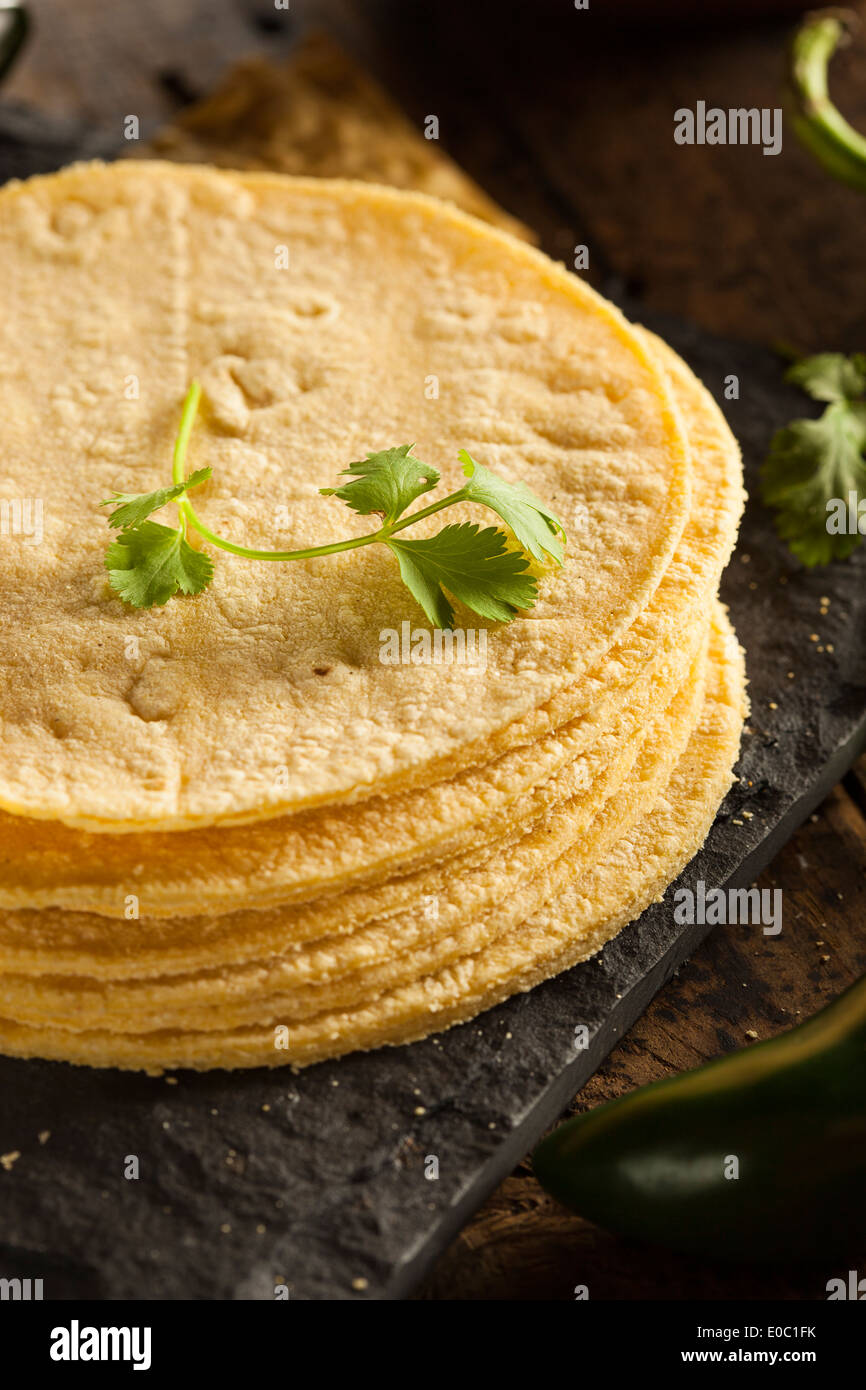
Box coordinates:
[101,381,566,626]
[761,352,866,567]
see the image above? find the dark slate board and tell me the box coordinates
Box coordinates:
[0,129,865,1303]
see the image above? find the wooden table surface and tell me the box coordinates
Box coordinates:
[3,0,865,1301]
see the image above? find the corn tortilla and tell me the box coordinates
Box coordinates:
[0,619,706,982]
[0,589,705,922]
[0,627,706,1033]
[0,325,740,917]
[0,162,691,831]
[0,607,743,1069]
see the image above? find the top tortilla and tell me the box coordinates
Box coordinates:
[0,325,742,916]
[0,161,689,829]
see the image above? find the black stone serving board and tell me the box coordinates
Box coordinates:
[0,124,865,1303]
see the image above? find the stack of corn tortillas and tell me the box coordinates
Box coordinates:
[0,160,746,1070]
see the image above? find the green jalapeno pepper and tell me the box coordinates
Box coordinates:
[533,972,866,1261]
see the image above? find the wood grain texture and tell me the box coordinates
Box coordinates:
[2,0,865,1300]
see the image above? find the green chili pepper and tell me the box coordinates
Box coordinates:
[786,12,866,192]
[0,4,29,85]
[533,973,866,1261]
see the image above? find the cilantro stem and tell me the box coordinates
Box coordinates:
[386,489,471,533]
[171,380,392,561]
[788,13,866,192]
[170,381,481,562]
[106,381,565,614]
[177,497,384,561]
[171,379,203,496]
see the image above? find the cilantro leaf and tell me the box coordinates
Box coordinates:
[785,353,866,403]
[102,467,212,530]
[762,400,866,566]
[320,445,440,523]
[387,523,538,628]
[101,379,568,617]
[105,520,214,608]
[457,451,565,565]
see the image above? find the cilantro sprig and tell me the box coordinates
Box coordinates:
[101,381,566,626]
[761,352,866,567]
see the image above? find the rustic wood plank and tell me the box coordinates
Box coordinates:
[847,753,866,808]
[419,781,866,1298]
[358,1,866,349]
